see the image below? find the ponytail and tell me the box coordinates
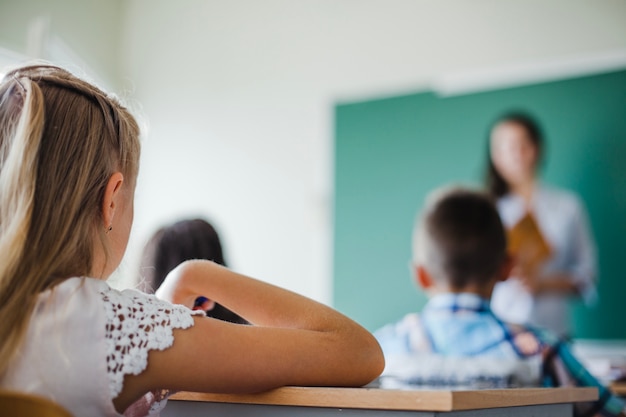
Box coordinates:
[0,76,46,374]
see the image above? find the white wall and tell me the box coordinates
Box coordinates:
[120,0,626,303]
[0,0,126,89]
[2,0,625,302]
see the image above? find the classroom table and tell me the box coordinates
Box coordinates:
[163,386,597,417]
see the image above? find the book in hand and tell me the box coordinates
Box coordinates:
[507,212,552,275]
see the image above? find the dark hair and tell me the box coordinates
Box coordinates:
[141,218,247,324]
[485,111,544,197]
[416,188,507,289]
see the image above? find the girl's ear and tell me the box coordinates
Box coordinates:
[414,265,434,290]
[101,172,124,230]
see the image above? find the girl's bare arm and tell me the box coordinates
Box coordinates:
[114,260,384,412]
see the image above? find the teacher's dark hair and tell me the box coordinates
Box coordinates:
[485,111,544,197]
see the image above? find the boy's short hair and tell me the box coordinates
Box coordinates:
[413,187,507,289]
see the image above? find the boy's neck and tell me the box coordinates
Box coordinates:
[437,282,495,300]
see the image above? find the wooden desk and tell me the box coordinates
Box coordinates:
[164,386,597,416]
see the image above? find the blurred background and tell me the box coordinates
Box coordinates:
[1,1,625,344]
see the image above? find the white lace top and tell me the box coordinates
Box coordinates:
[1,277,204,417]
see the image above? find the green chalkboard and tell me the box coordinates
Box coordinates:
[334,69,626,339]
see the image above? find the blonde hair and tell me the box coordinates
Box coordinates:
[0,64,141,376]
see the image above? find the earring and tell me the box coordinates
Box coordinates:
[106,225,113,234]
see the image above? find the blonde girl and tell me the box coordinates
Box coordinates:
[0,64,383,417]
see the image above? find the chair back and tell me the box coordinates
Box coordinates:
[0,390,73,417]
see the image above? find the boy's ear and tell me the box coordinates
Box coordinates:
[414,265,434,290]
[497,254,514,282]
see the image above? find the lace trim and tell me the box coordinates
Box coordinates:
[100,287,203,398]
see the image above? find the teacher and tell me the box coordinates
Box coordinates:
[486,111,597,338]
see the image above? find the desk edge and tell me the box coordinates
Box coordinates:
[170,386,598,412]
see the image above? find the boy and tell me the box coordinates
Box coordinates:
[375,187,625,417]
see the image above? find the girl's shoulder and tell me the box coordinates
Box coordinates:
[43,277,204,400]
[95,281,203,400]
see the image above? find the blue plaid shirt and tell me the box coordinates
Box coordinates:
[375,293,625,417]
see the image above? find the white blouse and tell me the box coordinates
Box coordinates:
[1,277,203,417]
[491,185,597,337]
